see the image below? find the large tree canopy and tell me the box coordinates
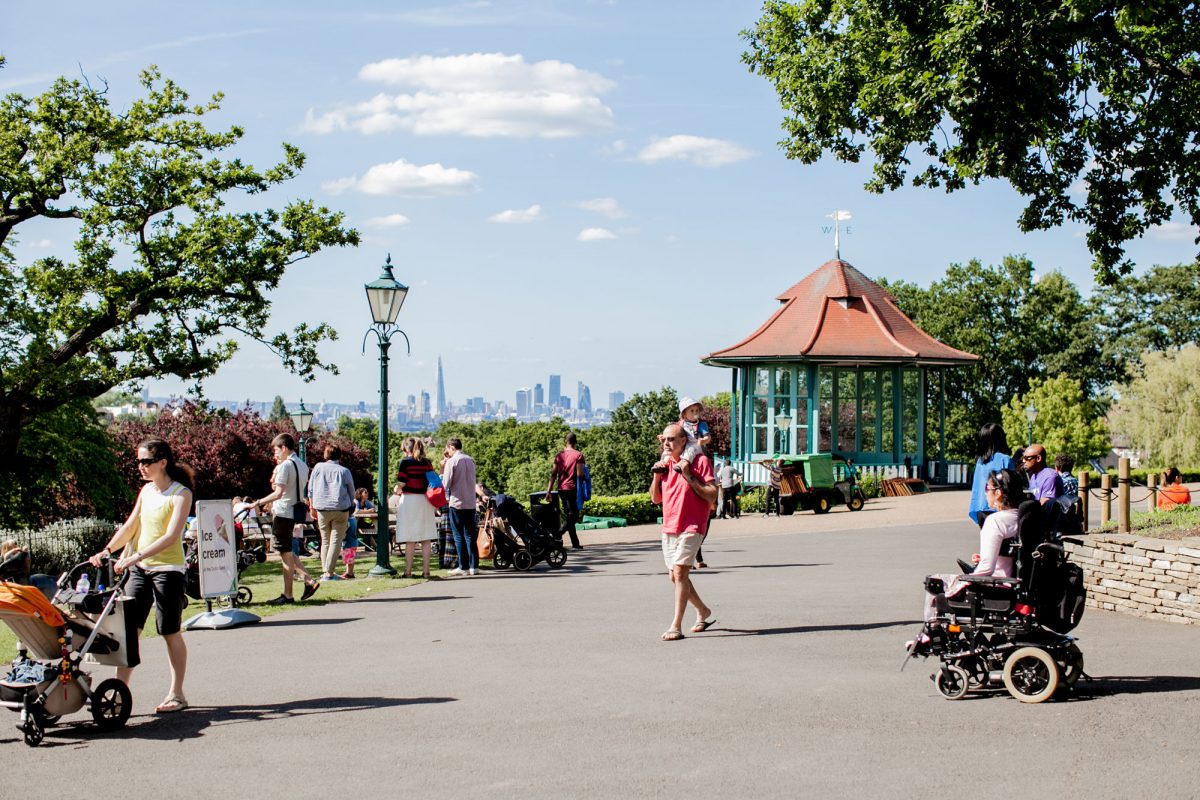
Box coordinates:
[0,68,359,467]
[743,1,1200,282]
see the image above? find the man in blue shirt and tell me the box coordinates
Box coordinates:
[307,443,356,581]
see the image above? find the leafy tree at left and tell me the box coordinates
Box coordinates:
[0,68,359,523]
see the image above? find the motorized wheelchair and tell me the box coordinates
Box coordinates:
[904,499,1088,703]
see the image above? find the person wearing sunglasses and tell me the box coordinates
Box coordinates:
[90,437,193,713]
[1023,444,1063,506]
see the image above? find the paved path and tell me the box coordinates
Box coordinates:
[6,493,1199,798]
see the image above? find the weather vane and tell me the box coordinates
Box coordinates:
[826,210,852,260]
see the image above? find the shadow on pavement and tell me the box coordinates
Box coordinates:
[262,616,362,627]
[12,695,456,747]
[1061,675,1200,700]
[351,594,467,604]
[710,619,921,637]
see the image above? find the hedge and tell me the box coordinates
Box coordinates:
[2,518,116,578]
[581,494,660,526]
[1084,467,1200,486]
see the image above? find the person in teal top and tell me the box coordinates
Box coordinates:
[968,423,1014,526]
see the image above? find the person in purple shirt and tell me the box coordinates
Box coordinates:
[1022,443,1063,505]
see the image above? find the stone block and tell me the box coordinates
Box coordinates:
[1157,589,1178,601]
[1136,540,1166,552]
[1128,555,1153,567]
[1178,547,1200,559]
[1152,559,1173,570]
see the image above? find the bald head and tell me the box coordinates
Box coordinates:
[662,423,686,456]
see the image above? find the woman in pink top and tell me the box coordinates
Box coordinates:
[921,469,1022,623]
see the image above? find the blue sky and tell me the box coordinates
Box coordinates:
[4,1,1196,411]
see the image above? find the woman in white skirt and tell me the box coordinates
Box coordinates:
[395,437,437,578]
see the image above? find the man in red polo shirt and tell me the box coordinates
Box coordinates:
[650,423,717,641]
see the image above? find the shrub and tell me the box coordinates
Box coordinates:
[3,518,117,578]
[739,486,766,514]
[858,472,882,499]
[582,494,660,525]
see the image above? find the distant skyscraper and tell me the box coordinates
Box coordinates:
[420,391,431,418]
[548,374,561,408]
[533,383,544,407]
[577,381,592,413]
[516,388,530,418]
[608,391,625,411]
[436,356,446,418]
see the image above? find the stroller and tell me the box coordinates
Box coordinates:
[904,500,1088,703]
[486,494,567,571]
[0,554,138,746]
[183,508,261,608]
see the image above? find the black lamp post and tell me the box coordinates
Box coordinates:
[289,399,314,462]
[363,255,410,577]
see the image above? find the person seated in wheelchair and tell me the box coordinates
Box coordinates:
[909,469,1024,652]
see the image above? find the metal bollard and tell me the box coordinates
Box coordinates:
[1100,473,1112,526]
[1118,457,1131,533]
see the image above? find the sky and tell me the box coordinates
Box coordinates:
[4,1,1197,412]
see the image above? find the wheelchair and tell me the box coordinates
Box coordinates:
[904,500,1088,703]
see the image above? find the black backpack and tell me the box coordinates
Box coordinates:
[1038,559,1087,634]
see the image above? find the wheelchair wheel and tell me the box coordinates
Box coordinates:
[513,550,534,571]
[1002,647,1059,703]
[493,550,511,570]
[1058,643,1084,688]
[934,665,970,700]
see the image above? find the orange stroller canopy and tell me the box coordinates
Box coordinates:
[0,581,65,628]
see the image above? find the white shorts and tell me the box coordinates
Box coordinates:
[662,532,702,570]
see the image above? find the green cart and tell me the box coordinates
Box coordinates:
[771,453,866,515]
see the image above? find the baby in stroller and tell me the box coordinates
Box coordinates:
[905,469,1088,703]
[1,545,138,745]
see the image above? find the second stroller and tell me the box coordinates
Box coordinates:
[487,494,567,571]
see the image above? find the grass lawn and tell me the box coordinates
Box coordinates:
[1,552,447,663]
[1093,505,1200,540]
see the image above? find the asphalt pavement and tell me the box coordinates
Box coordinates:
[5,492,1199,799]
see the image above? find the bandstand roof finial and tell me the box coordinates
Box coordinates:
[826,210,852,260]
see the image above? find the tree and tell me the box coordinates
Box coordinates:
[881,256,1115,457]
[1110,345,1200,466]
[1097,262,1200,374]
[743,1,1200,282]
[0,68,358,476]
[1001,376,1111,463]
[581,388,680,496]
[269,396,288,422]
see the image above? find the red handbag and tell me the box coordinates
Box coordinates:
[425,485,448,509]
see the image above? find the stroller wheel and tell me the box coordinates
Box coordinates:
[546,546,567,569]
[493,550,511,570]
[236,585,254,606]
[23,715,43,747]
[91,678,133,731]
[1002,647,1060,703]
[934,665,970,700]
[513,550,534,571]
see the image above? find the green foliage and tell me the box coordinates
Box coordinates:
[881,257,1115,458]
[434,418,570,495]
[1097,263,1200,376]
[857,472,882,500]
[1001,376,1111,463]
[93,390,138,408]
[581,493,660,525]
[504,455,555,504]
[580,388,679,496]
[739,486,766,514]
[0,67,359,474]
[743,1,1200,281]
[1111,345,1200,467]
[2,518,117,577]
[269,396,288,422]
[5,399,130,527]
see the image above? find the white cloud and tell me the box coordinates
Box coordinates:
[363,214,411,228]
[302,53,615,139]
[635,135,754,167]
[578,227,616,242]
[323,159,478,196]
[489,204,542,223]
[1146,221,1199,242]
[575,197,627,219]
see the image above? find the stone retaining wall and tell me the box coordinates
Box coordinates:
[1064,534,1200,624]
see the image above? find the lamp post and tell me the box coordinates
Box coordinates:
[775,413,792,455]
[1025,404,1038,446]
[363,255,410,577]
[289,399,314,462]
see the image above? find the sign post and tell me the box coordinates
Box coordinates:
[182,499,260,630]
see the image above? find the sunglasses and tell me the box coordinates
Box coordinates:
[1022,455,1039,462]
[136,457,162,466]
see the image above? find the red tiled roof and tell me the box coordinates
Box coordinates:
[703,259,979,365]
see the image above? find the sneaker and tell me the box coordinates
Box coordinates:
[323,574,343,581]
[468,568,477,576]
[267,595,294,605]
[447,568,466,576]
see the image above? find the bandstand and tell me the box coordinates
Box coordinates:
[702,258,979,486]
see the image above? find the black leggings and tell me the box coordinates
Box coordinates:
[559,491,581,548]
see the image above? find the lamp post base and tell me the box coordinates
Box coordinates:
[368,563,398,577]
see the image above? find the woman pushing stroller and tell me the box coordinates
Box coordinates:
[90,437,192,713]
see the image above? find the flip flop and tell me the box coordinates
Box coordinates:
[691,618,717,633]
[155,695,188,714]
[661,629,685,641]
